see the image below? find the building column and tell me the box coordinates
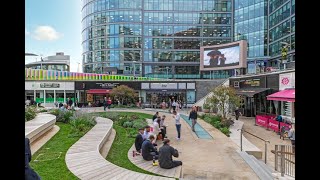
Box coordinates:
[34,90,36,101]
[43,90,46,107]
[77,91,80,101]
[54,90,56,103]
[64,90,66,103]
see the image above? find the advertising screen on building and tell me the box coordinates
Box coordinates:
[200,40,247,71]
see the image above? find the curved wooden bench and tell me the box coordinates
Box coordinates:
[65,117,174,180]
[25,113,56,143]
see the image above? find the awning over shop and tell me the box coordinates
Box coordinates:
[235,88,270,97]
[267,89,295,102]
[87,89,111,94]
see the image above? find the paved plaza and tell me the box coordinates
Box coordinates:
[86,107,259,179]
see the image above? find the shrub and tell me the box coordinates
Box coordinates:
[49,109,60,116]
[132,119,147,129]
[56,110,74,123]
[123,121,133,128]
[69,113,96,137]
[103,112,120,120]
[126,128,137,138]
[25,106,37,121]
[39,109,48,113]
[219,127,231,137]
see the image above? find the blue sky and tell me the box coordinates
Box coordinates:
[25,0,82,72]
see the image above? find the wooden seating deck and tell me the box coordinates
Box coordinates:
[65,117,174,180]
[25,113,56,143]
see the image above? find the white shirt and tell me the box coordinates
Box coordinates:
[153,120,160,135]
[174,113,181,125]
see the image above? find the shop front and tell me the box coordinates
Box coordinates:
[25,81,76,106]
[75,81,141,106]
[230,74,279,117]
[140,82,196,108]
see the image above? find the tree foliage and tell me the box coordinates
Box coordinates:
[110,85,137,105]
[207,86,240,119]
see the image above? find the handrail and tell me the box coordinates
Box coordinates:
[237,128,270,164]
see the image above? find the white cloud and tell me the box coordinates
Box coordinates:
[32,26,62,41]
[25,28,30,36]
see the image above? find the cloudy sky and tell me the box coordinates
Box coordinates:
[25,0,82,72]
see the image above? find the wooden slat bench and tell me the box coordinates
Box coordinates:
[65,117,174,180]
[25,113,56,144]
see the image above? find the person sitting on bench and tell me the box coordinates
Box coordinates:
[135,128,144,154]
[141,135,158,161]
[159,138,182,169]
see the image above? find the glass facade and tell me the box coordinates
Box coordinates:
[81,0,232,78]
[26,64,69,71]
[268,0,295,64]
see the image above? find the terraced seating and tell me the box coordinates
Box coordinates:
[25,113,56,143]
[65,117,174,180]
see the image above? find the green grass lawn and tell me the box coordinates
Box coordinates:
[30,122,85,180]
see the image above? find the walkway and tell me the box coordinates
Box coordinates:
[65,117,173,180]
[240,116,292,169]
[92,108,259,179]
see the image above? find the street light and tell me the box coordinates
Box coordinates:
[165,66,170,79]
[132,61,137,77]
[77,62,80,72]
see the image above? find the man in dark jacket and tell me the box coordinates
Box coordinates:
[67,97,73,108]
[189,106,198,132]
[25,138,41,180]
[135,128,144,153]
[141,135,158,161]
[159,139,182,169]
[152,112,159,122]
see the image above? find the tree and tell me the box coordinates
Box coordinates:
[110,85,137,105]
[207,86,240,119]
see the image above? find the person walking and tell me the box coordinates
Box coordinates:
[158,139,182,169]
[107,97,112,109]
[288,124,295,153]
[160,115,167,140]
[189,106,198,132]
[103,97,107,111]
[234,107,241,120]
[173,111,181,140]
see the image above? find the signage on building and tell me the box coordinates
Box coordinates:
[279,72,295,90]
[40,83,60,88]
[150,83,177,89]
[243,79,260,87]
[96,83,119,88]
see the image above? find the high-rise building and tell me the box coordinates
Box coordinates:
[268,0,295,68]
[81,0,233,78]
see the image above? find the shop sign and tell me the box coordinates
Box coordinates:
[279,73,294,90]
[96,83,119,88]
[40,83,60,88]
[150,83,177,89]
[244,79,260,86]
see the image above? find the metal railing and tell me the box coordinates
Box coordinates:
[237,128,270,164]
[274,145,295,177]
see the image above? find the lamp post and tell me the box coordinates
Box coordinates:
[132,61,137,77]
[77,62,80,72]
[165,66,169,79]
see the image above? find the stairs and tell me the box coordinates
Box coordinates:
[238,150,275,180]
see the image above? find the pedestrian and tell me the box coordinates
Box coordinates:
[234,107,241,120]
[67,97,73,109]
[107,97,112,109]
[103,97,107,111]
[160,115,167,140]
[168,99,172,113]
[158,138,182,169]
[152,112,159,122]
[172,110,181,140]
[189,106,198,132]
[141,135,159,161]
[287,124,295,153]
[172,100,177,112]
[25,138,41,180]
[134,128,144,154]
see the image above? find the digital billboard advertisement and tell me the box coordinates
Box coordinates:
[200,40,247,71]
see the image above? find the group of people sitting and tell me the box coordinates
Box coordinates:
[134,112,182,169]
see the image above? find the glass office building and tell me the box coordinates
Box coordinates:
[268,0,295,67]
[81,0,233,79]
[234,0,269,74]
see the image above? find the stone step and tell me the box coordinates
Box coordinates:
[238,150,274,180]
